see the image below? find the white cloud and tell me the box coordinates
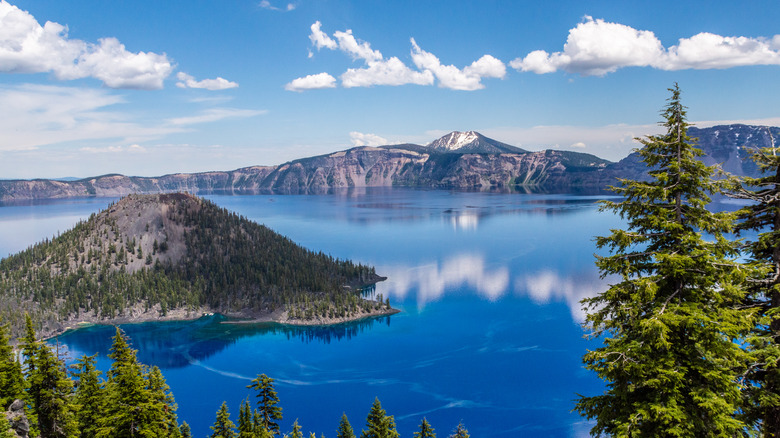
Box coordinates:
[284,72,337,91]
[663,32,780,70]
[341,57,434,88]
[0,84,265,153]
[0,1,174,89]
[570,142,586,149]
[0,84,181,151]
[176,72,239,90]
[301,22,501,90]
[165,108,266,126]
[80,144,147,154]
[309,21,337,50]
[259,0,295,12]
[411,39,506,90]
[333,29,383,63]
[511,16,780,76]
[349,132,388,147]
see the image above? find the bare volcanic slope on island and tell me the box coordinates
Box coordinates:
[0,193,390,338]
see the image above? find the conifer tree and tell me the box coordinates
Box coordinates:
[0,414,13,438]
[337,413,356,438]
[211,401,237,438]
[180,421,192,438]
[238,397,254,438]
[447,422,469,438]
[0,323,24,410]
[72,354,105,438]
[414,418,436,438]
[360,398,399,438]
[730,127,780,435]
[146,365,181,436]
[28,342,77,438]
[98,327,173,438]
[290,419,303,438]
[248,373,282,435]
[574,84,751,436]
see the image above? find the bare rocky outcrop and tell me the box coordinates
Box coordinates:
[4,399,29,438]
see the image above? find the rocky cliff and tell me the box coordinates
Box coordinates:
[1,125,776,201]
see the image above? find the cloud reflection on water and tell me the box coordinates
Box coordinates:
[378,252,607,321]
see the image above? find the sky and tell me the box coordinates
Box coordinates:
[2,0,780,179]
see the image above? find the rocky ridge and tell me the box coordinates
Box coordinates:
[0,125,776,202]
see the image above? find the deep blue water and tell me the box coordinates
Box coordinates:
[0,188,626,437]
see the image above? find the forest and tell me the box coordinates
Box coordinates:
[0,193,388,338]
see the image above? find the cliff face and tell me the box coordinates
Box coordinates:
[1,125,776,201]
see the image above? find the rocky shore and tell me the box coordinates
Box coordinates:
[43,302,400,340]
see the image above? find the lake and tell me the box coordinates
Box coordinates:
[0,188,624,437]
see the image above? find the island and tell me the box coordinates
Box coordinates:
[0,193,395,339]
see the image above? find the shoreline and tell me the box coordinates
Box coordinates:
[44,303,401,340]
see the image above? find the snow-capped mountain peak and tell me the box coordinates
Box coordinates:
[428,131,480,151]
[426,131,527,154]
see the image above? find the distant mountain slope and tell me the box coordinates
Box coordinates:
[0,193,388,338]
[0,125,776,201]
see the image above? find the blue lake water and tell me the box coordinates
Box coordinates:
[0,188,627,437]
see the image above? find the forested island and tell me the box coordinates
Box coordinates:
[0,193,393,339]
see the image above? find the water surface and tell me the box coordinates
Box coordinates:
[1,188,622,437]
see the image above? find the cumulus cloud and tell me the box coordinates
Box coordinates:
[341,57,434,88]
[349,132,388,147]
[511,16,780,76]
[299,22,501,90]
[309,21,337,50]
[284,72,337,91]
[0,1,174,89]
[176,72,238,90]
[411,39,506,90]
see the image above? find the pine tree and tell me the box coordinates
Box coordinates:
[238,397,254,438]
[337,413,356,438]
[146,365,180,436]
[72,354,105,438]
[0,323,24,410]
[180,421,192,438]
[574,84,752,436]
[97,327,170,438]
[211,401,237,438]
[360,398,399,438]
[29,342,77,438]
[414,418,436,438]
[247,373,282,435]
[730,127,780,435]
[290,419,303,438]
[22,314,76,438]
[447,422,469,438]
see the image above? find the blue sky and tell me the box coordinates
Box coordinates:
[2,0,780,179]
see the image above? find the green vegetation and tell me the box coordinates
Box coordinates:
[575,84,780,436]
[0,193,388,338]
[2,312,473,437]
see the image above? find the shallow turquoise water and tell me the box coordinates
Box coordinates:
[1,188,623,437]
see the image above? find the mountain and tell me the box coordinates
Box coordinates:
[0,193,390,338]
[427,131,527,154]
[0,125,776,201]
